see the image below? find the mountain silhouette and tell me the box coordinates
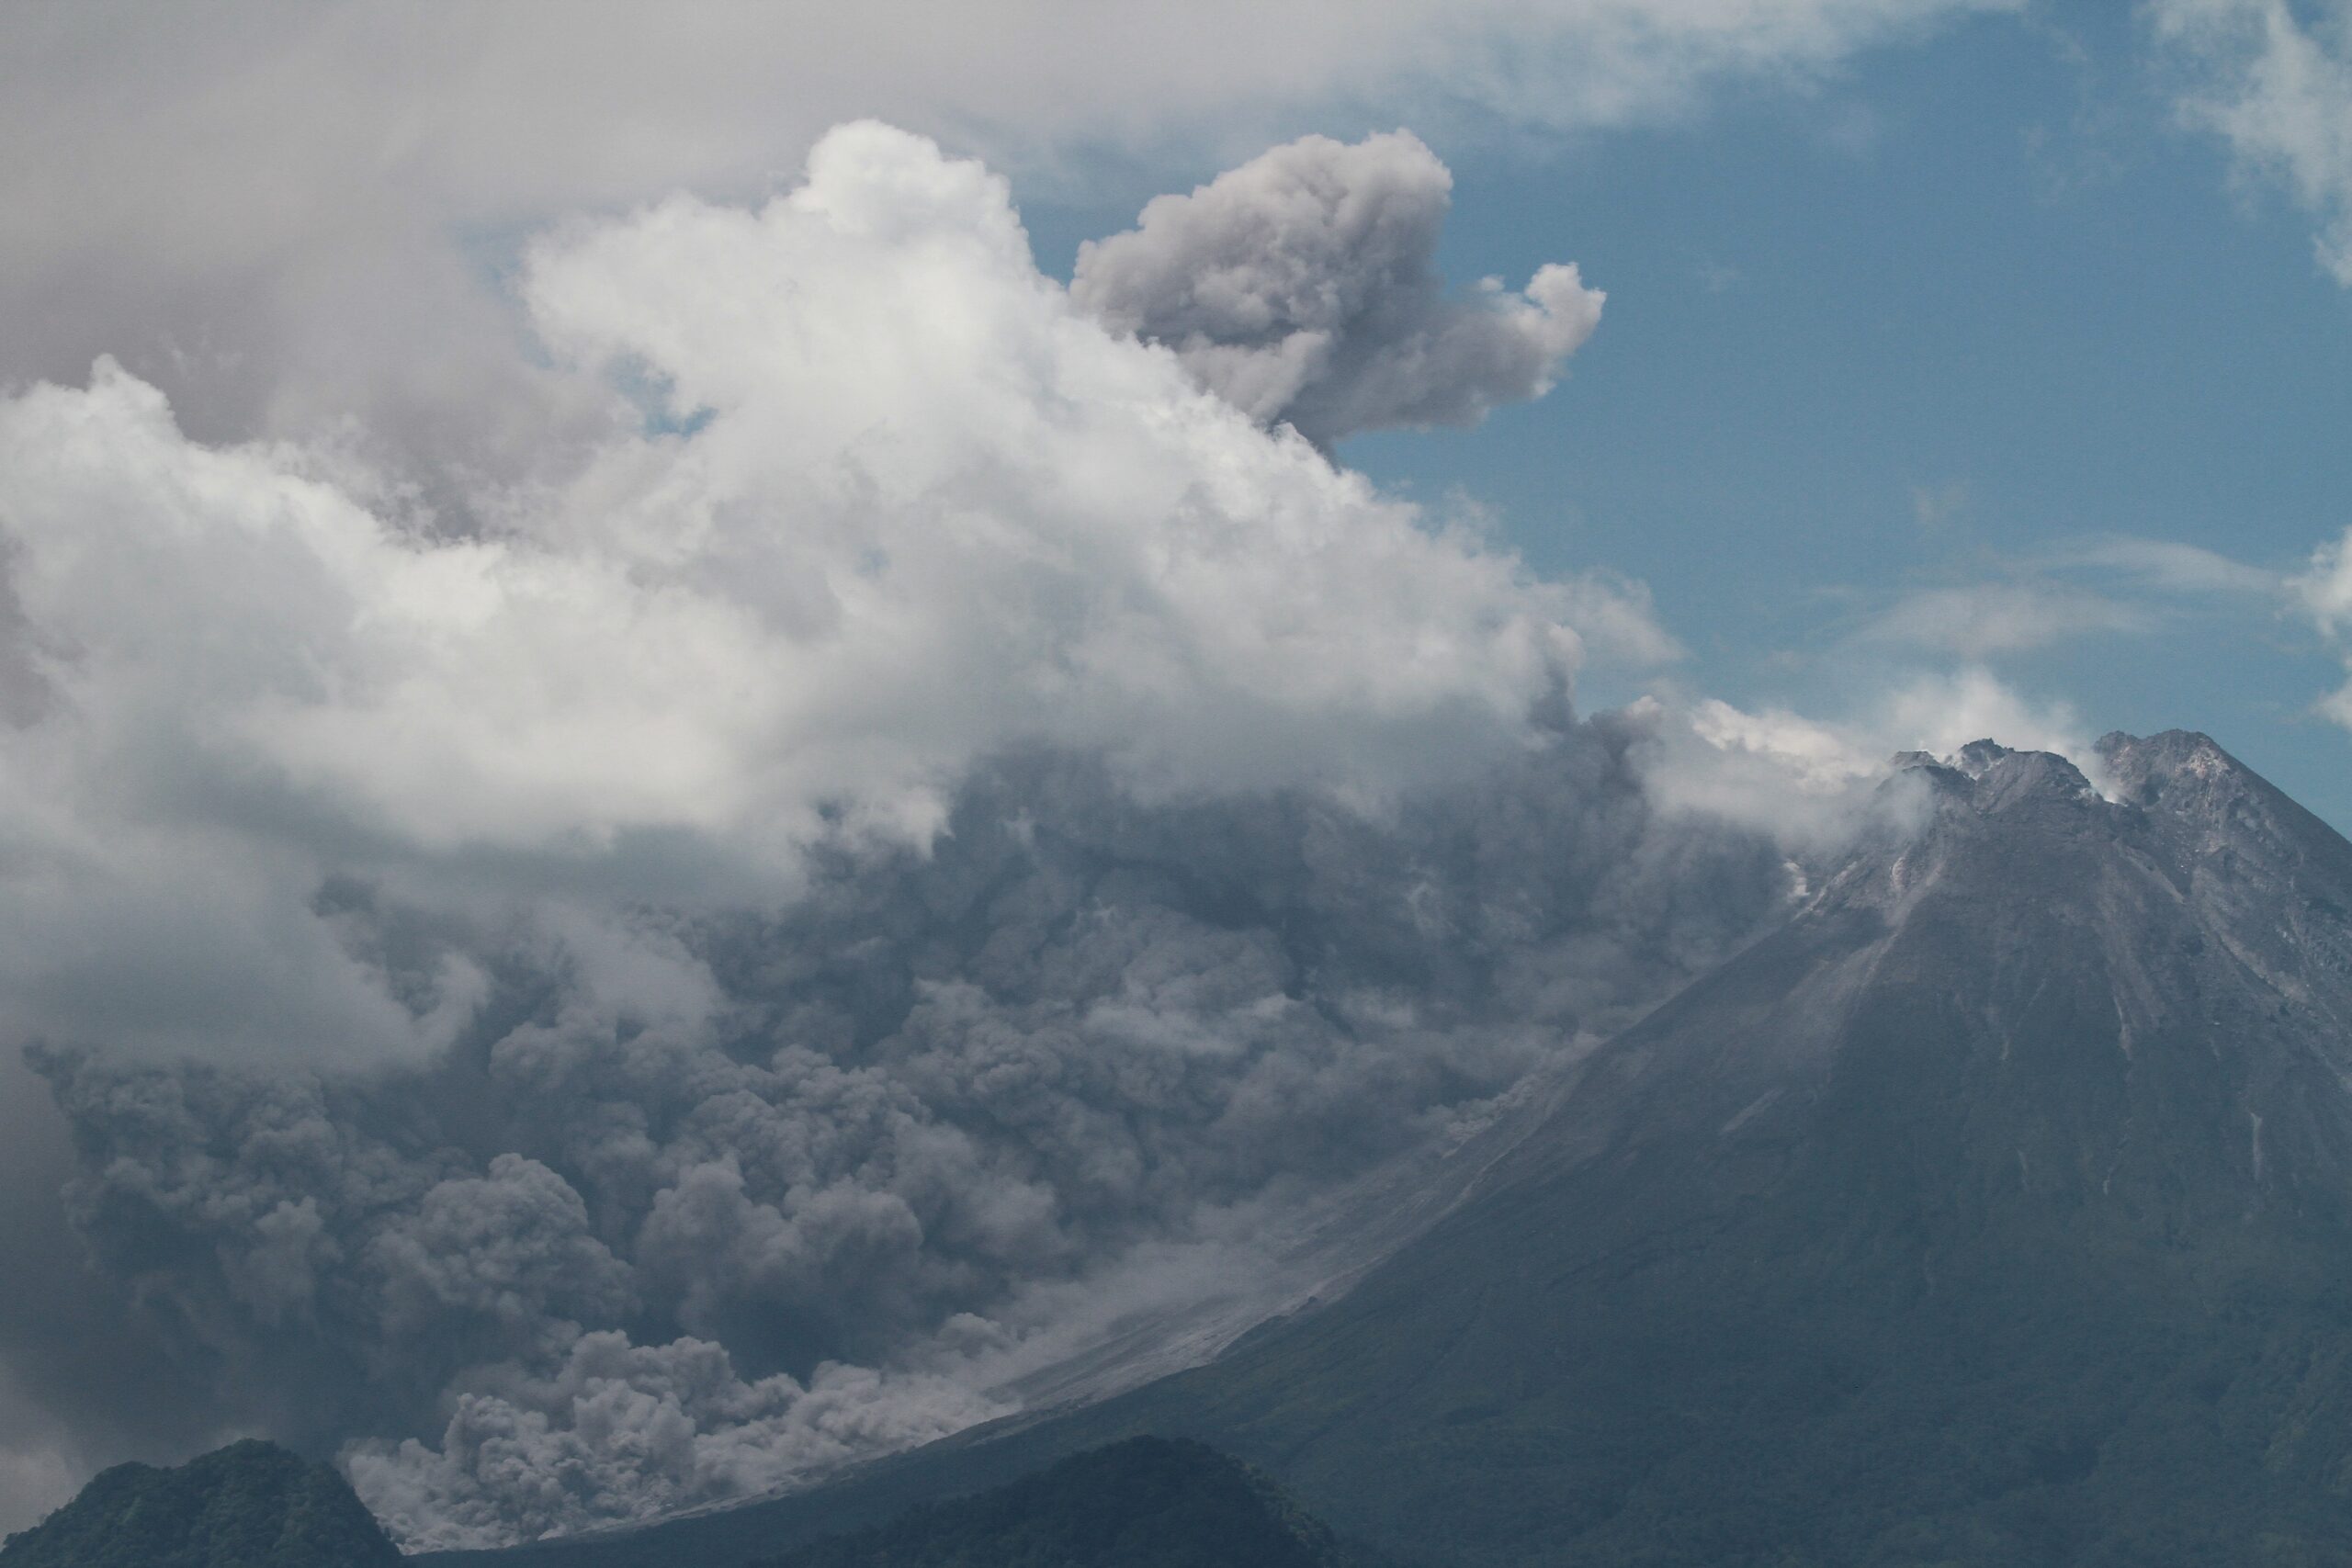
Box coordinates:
[0,1438,400,1568]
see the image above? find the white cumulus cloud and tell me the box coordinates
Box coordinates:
[0,0,2014,477]
[0,122,1663,1066]
[1637,668,2099,845]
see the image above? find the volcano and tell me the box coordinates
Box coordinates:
[448,732,2352,1568]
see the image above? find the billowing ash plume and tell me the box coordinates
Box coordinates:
[28,737,1790,1549]
[1071,130,1602,446]
[0,119,1798,1550]
[0,121,1657,1073]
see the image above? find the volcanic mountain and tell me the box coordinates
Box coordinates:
[450,732,2352,1568]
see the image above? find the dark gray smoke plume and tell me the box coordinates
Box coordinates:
[1071,130,1602,446]
[0,118,1804,1553]
[18,728,1788,1549]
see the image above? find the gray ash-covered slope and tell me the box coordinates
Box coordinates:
[1127,730,2352,1567]
[449,731,2352,1568]
[0,1438,401,1568]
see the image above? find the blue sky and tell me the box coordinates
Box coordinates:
[1021,4,2352,823]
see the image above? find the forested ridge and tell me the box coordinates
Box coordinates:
[0,1438,399,1568]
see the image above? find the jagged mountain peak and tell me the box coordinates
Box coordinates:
[2098,728,2352,876]
[1091,724,2352,1565]
[2097,726,2235,786]
[1950,735,2021,778]
[1880,739,2105,833]
[2097,728,2277,836]
[1815,740,2118,929]
[1809,730,2352,1084]
[1836,731,2352,964]
[1889,735,2096,798]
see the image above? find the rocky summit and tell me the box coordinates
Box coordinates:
[1086,731,2352,1567]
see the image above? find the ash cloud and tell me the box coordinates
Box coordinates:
[0,3,2128,1540]
[0,1,2004,485]
[1071,130,1602,446]
[0,123,1657,1073]
[344,1334,1006,1548]
[22,739,1790,1549]
[0,120,1794,1551]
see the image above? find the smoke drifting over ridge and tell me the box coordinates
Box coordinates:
[0,120,1834,1547]
[0,122,1653,1068]
[26,740,1792,1548]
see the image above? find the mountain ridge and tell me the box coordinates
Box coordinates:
[432,730,2352,1567]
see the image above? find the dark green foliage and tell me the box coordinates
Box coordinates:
[750,1438,1356,1568]
[0,1438,400,1568]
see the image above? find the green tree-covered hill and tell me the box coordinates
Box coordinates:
[0,1438,400,1568]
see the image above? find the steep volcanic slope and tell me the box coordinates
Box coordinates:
[1108,732,2352,1567]
[448,732,2352,1568]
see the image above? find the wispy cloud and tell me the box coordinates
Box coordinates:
[2052,534,2288,597]
[1855,581,2153,658]
[1910,479,1970,531]
[2151,0,2352,285]
[1835,532,2289,662]
[2288,526,2352,727]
